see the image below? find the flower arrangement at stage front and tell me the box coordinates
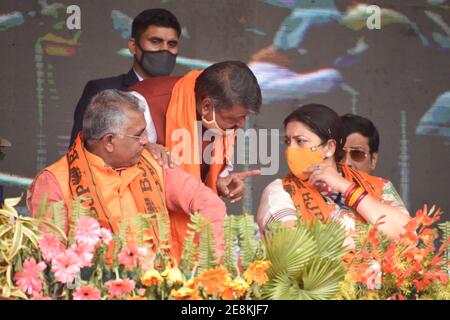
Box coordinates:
[336,205,450,300]
[1,194,450,300]
[0,195,274,300]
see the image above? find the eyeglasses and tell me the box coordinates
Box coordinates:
[342,148,369,162]
[119,129,148,143]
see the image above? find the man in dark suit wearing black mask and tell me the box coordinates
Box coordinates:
[70,8,180,166]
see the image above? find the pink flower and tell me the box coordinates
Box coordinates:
[38,233,63,262]
[73,285,102,300]
[75,216,101,248]
[14,258,46,297]
[71,243,94,267]
[105,279,135,299]
[99,228,113,245]
[118,245,146,270]
[51,249,82,284]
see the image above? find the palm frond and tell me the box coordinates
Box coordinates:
[309,221,348,259]
[261,272,299,300]
[296,257,346,300]
[264,224,318,278]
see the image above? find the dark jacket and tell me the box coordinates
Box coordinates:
[69,69,139,146]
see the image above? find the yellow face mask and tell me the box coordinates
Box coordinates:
[285,145,325,181]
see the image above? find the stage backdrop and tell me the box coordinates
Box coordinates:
[0,0,449,218]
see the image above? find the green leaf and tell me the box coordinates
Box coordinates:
[1,284,11,298]
[264,224,318,278]
[21,225,40,250]
[309,221,348,259]
[0,224,12,239]
[4,196,22,208]
[9,221,24,260]
[198,216,217,272]
[237,212,258,270]
[222,215,238,274]
[296,257,346,300]
[262,272,299,300]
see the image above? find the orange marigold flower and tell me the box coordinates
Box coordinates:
[222,277,250,300]
[243,260,271,286]
[170,286,201,300]
[141,268,163,287]
[195,267,231,296]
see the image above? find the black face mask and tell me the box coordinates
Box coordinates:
[136,42,177,77]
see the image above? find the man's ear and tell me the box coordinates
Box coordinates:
[128,37,137,56]
[370,152,379,171]
[102,134,115,153]
[200,97,214,118]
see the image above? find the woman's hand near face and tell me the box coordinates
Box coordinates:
[304,162,353,193]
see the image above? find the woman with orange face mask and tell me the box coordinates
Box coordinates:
[256,104,410,243]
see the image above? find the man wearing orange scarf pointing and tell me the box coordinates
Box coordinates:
[130,61,262,257]
[130,61,262,200]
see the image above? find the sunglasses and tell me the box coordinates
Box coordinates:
[342,148,369,162]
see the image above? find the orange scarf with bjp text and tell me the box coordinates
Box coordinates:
[66,133,170,250]
[282,164,385,224]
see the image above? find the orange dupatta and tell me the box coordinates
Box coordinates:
[282,164,385,224]
[165,70,234,193]
[164,70,234,260]
[64,133,170,250]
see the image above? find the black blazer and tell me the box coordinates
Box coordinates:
[69,69,139,146]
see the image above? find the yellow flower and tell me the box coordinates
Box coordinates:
[243,260,271,286]
[161,266,184,286]
[222,277,250,300]
[194,267,231,296]
[141,268,163,287]
[170,287,201,300]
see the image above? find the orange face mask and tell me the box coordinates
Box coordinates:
[285,145,324,181]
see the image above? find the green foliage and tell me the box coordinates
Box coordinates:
[180,212,202,274]
[0,196,65,299]
[236,211,258,271]
[152,210,171,253]
[264,223,318,278]
[262,220,348,300]
[198,217,217,272]
[438,221,450,273]
[309,221,348,260]
[222,215,238,274]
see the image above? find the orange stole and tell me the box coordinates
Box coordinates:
[51,134,170,252]
[164,70,234,259]
[282,164,385,224]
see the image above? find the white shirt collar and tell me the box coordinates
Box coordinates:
[133,68,144,82]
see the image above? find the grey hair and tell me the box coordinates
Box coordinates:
[83,89,145,141]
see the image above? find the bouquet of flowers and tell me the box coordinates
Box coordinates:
[2,194,449,300]
[337,205,450,300]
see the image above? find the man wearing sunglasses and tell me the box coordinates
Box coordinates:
[340,114,379,174]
